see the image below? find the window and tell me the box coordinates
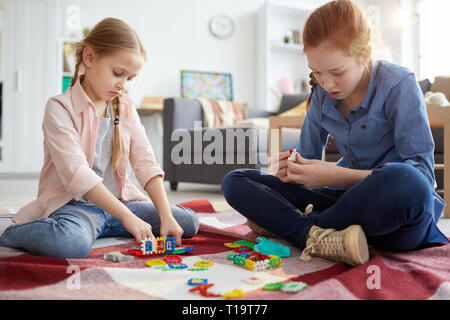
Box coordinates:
[417,0,450,79]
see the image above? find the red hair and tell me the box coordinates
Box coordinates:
[303,0,375,110]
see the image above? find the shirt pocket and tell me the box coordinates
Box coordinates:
[350,113,392,148]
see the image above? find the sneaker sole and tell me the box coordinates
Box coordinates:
[345,225,369,266]
[247,220,279,238]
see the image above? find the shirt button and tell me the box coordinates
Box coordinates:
[345,126,349,131]
[361,124,367,129]
[416,156,422,162]
[345,146,349,150]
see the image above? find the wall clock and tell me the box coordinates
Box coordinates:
[209,15,235,39]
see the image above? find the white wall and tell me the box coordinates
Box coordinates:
[59,0,324,109]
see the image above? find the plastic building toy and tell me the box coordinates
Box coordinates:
[145,259,166,267]
[153,265,171,271]
[188,278,208,286]
[128,236,194,256]
[223,289,245,299]
[189,284,221,297]
[227,252,281,271]
[263,282,286,291]
[163,255,182,264]
[254,237,291,257]
[166,247,195,255]
[288,148,298,161]
[243,276,264,285]
[168,263,188,269]
[281,281,309,293]
[224,242,241,248]
[103,251,134,262]
[187,267,209,271]
[193,260,214,268]
[233,240,256,249]
[234,246,252,254]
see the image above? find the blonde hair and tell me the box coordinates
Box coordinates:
[70,18,146,171]
[303,0,383,110]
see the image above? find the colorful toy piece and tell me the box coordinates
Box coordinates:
[163,255,182,264]
[288,148,298,161]
[145,259,166,267]
[168,263,188,269]
[187,278,208,286]
[187,267,209,271]
[103,251,134,262]
[243,276,264,285]
[128,236,194,256]
[193,260,214,268]
[281,281,309,293]
[223,289,245,299]
[263,282,286,291]
[254,237,291,257]
[224,242,241,248]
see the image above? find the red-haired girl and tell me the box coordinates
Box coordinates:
[222,0,448,266]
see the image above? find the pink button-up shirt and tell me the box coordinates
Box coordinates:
[14,79,164,224]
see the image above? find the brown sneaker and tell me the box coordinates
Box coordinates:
[247,204,314,239]
[247,220,278,238]
[300,224,369,267]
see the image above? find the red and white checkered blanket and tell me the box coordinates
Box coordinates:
[1,199,449,300]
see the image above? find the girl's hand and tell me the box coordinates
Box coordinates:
[160,215,184,246]
[285,153,338,189]
[120,213,155,243]
[270,150,292,182]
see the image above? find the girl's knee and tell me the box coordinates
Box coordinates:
[173,206,200,238]
[375,163,433,203]
[50,227,93,258]
[221,169,247,200]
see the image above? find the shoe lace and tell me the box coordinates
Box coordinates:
[300,227,344,262]
[297,203,314,217]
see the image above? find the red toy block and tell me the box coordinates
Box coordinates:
[163,255,182,264]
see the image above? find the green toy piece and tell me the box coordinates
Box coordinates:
[253,237,291,257]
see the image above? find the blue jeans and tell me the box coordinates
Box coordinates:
[221,163,449,252]
[1,201,199,258]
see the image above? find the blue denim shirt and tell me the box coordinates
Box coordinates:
[299,60,436,187]
[298,60,447,242]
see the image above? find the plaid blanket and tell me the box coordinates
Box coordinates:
[0,199,449,300]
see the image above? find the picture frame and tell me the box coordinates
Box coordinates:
[180,70,233,101]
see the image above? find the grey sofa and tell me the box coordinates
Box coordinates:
[163,95,307,190]
[163,90,444,193]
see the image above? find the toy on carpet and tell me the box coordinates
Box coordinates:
[224,239,283,271]
[128,236,195,256]
[103,251,134,262]
[263,281,309,293]
[253,237,291,257]
[145,259,166,267]
[193,260,214,268]
[187,278,208,286]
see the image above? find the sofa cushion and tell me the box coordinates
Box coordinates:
[430,76,450,100]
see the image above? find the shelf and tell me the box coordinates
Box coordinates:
[270,41,304,54]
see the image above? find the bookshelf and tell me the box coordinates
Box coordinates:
[256,1,313,112]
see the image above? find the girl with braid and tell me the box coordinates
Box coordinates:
[222,0,448,266]
[0,18,199,258]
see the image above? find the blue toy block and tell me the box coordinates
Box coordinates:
[253,237,291,257]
